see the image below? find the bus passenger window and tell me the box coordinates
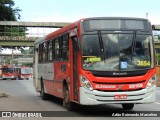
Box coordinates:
[42,42,47,62]
[54,38,60,60]
[38,44,43,63]
[48,40,53,61]
[61,34,69,60]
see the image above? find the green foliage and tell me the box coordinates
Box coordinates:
[0,0,21,21]
[21,47,34,54]
[156,53,160,65]
[0,26,27,36]
[0,0,26,38]
[3,56,11,64]
[0,0,28,51]
[21,63,33,67]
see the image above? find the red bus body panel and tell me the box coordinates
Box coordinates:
[34,18,156,105]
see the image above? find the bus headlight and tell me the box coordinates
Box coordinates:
[147,75,156,89]
[80,75,93,91]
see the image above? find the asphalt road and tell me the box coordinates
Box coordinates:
[0,79,160,119]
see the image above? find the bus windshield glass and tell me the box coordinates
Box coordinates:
[82,33,153,71]
[2,68,13,73]
[21,68,32,74]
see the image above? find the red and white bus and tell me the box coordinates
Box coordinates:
[1,64,15,80]
[33,17,156,110]
[14,66,32,80]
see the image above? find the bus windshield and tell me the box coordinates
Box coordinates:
[21,68,32,74]
[82,33,153,71]
[2,68,14,73]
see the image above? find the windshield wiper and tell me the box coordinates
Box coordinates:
[131,30,137,61]
[132,31,137,54]
[98,31,106,61]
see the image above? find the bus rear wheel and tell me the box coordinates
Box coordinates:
[63,85,75,111]
[40,79,48,100]
[122,103,134,110]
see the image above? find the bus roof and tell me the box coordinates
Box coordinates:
[83,17,148,21]
[46,21,79,40]
[46,17,149,39]
[34,36,46,48]
[34,17,150,44]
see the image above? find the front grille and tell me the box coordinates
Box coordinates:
[96,88,143,92]
[91,70,148,77]
[97,98,143,102]
[93,80,145,84]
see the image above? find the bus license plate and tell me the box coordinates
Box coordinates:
[114,94,127,100]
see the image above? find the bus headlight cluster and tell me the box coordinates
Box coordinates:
[147,75,156,89]
[80,75,93,91]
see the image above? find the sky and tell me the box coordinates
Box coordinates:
[2,0,160,54]
[13,0,160,24]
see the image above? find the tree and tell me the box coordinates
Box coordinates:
[0,0,27,51]
[20,47,34,54]
[0,0,21,21]
[0,0,23,37]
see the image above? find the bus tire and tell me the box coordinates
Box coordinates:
[40,79,48,100]
[122,103,134,110]
[63,84,74,111]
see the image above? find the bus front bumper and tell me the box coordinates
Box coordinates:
[79,86,156,105]
[2,76,14,79]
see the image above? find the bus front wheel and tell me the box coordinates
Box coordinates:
[63,85,75,111]
[122,103,134,110]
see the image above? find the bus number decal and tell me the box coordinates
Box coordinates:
[129,83,143,89]
[136,61,150,66]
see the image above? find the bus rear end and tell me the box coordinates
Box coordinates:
[77,17,156,110]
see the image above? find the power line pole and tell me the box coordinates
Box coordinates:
[146,12,148,19]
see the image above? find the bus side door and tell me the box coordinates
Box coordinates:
[72,36,79,101]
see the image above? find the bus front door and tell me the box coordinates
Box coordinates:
[72,36,79,101]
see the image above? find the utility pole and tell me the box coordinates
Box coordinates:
[146,12,148,19]
[10,49,13,65]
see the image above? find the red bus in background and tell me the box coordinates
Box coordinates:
[1,64,15,80]
[14,66,32,80]
[33,17,156,111]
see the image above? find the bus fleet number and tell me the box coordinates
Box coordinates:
[137,61,150,66]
